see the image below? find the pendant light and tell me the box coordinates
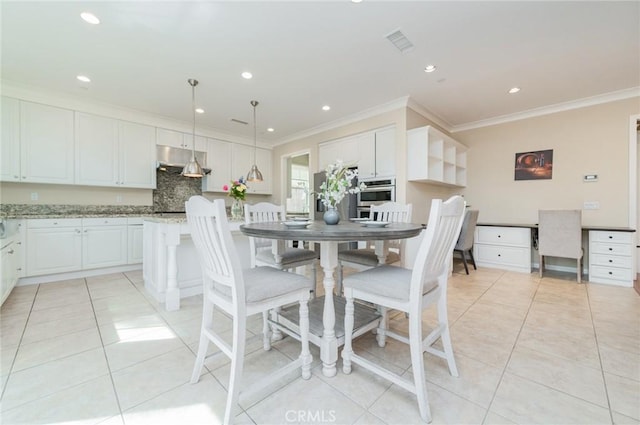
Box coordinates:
[246,100,263,182]
[181,78,204,178]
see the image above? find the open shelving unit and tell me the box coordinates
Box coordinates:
[406,125,468,187]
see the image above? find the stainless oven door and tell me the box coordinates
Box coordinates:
[357,185,395,207]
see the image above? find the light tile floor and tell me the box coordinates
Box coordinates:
[1,263,639,425]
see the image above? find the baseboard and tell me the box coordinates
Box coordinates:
[17,264,142,286]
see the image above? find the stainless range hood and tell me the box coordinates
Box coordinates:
[156,145,211,175]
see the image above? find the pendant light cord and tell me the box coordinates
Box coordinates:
[252,100,258,163]
[191,80,197,160]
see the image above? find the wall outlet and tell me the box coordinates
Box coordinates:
[583,201,600,210]
[116,195,123,203]
[30,192,38,201]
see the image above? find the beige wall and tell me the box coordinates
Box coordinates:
[456,97,640,227]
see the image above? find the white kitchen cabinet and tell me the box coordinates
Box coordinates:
[76,114,156,189]
[203,138,232,192]
[128,217,144,264]
[1,220,23,306]
[75,113,119,186]
[231,144,272,194]
[1,97,67,184]
[157,128,188,149]
[374,127,396,178]
[1,97,21,182]
[407,125,467,187]
[588,230,634,287]
[82,218,128,269]
[118,121,156,188]
[14,101,75,184]
[473,226,532,273]
[318,127,395,179]
[27,219,83,276]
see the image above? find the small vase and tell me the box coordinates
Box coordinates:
[231,199,243,221]
[323,206,340,225]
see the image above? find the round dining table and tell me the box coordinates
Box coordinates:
[240,219,424,377]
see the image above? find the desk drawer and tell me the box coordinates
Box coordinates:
[590,265,633,282]
[590,242,632,257]
[590,254,633,269]
[590,231,633,244]
[476,244,530,268]
[476,226,530,246]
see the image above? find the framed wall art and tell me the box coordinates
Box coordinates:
[514,149,553,180]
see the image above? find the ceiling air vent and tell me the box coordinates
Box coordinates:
[385,28,414,54]
[230,118,248,125]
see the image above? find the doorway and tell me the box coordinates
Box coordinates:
[284,152,310,216]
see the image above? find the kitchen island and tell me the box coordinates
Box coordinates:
[143,215,250,311]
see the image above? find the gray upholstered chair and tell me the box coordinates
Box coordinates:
[453,209,479,274]
[336,202,412,294]
[538,209,583,282]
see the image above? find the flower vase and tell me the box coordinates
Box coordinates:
[323,206,340,225]
[231,199,243,221]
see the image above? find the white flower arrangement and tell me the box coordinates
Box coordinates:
[317,160,366,209]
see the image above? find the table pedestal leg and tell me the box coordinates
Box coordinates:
[320,241,338,377]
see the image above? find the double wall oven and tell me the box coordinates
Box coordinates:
[357,178,396,219]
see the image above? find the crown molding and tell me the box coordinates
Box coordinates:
[405,98,453,132]
[273,96,411,146]
[450,87,640,133]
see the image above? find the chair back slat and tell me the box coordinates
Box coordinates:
[370,202,413,250]
[245,202,287,261]
[411,196,466,299]
[186,197,244,301]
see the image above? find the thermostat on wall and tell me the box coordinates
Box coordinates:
[583,174,598,182]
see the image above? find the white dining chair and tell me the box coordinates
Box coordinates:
[245,202,318,296]
[186,197,312,424]
[342,195,466,423]
[336,202,412,294]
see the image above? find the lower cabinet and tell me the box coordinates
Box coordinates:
[473,226,532,273]
[1,240,20,305]
[26,217,143,277]
[588,230,634,287]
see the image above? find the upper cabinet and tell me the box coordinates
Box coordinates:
[1,100,75,184]
[1,97,21,182]
[156,128,187,149]
[407,125,467,187]
[118,121,156,188]
[231,144,272,194]
[318,126,396,179]
[75,113,156,188]
[203,138,232,193]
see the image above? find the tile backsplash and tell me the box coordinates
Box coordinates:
[153,168,202,212]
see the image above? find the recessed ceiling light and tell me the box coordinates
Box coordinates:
[76,75,91,83]
[195,108,204,114]
[352,0,363,3]
[267,128,274,132]
[322,105,331,111]
[424,65,437,73]
[241,72,253,80]
[509,87,521,94]
[80,12,100,25]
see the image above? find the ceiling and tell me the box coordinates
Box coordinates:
[2,1,639,146]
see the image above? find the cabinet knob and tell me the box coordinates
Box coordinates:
[497,235,501,238]
[609,248,613,251]
[609,271,613,275]
[17,267,21,271]
[13,175,18,179]
[498,254,501,257]
[609,259,613,263]
[8,249,14,254]
[75,229,82,234]
[608,235,613,239]
[53,222,58,225]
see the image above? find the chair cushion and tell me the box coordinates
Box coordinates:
[338,249,400,267]
[256,248,317,267]
[343,265,412,301]
[343,265,438,302]
[214,266,311,303]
